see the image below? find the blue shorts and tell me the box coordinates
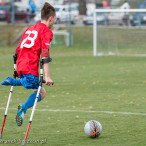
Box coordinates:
[20,74,40,90]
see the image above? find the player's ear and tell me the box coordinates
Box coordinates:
[48,16,53,22]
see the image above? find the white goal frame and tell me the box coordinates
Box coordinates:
[93,9,146,56]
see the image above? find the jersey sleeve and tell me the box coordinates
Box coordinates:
[41,30,53,58]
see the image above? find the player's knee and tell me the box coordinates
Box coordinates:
[40,88,46,100]
[41,91,46,100]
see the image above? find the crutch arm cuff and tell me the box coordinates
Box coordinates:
[42,58,52,64]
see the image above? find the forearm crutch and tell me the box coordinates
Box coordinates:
[0,54,18,139]
[22,59,46,146]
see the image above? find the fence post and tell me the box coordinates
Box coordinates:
[7,32,11,45]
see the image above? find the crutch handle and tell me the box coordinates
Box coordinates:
[42,80,54,85]
[42,80,46,83]
[13,54,19,78]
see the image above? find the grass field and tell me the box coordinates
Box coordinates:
[0,25,146,146]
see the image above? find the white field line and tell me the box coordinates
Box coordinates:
[0,108,146,116]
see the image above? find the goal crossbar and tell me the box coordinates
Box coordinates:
[94,9,146,13]
[93,9,146,56]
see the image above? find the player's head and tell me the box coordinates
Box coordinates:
[41,2,56,29]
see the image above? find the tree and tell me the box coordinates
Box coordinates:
[78,0,87,15]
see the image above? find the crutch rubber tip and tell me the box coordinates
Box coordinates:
[22,140,26,146]
[0,134,2,139]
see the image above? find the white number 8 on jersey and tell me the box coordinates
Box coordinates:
[20,30,38,48]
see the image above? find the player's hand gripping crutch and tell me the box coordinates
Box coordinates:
[22,59,49,146]
[0,54,18,139]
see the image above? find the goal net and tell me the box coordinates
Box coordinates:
[93,9,146,56]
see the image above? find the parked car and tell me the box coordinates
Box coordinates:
[34,11,41,23]
[86,3,96,16]
[107,12,124,25]
[0,5,11,20]
[130,13,146,26]
[55,4,79,24]
[34,4,79,24]
[6,6,35,23]
[130,1,146,26]
[0,10,6,20]
[83,13,106,25]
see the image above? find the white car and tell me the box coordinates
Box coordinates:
[0,10,6,20]
[34,12,41,23]
[55,4,79,24]
[83,13,106,25]
[34,4,79,24]
[107,12,125,25]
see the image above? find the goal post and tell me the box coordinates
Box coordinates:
[93,9,146,56]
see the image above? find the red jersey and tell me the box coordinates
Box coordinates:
[16,23,53,77]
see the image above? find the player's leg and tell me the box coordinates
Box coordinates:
[40,87,46,100]
[16,74,46,126]
[16,87,46,126]
[24,87,46,110]
[1,77,21,86]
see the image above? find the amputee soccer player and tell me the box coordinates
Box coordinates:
[1,2,56,126]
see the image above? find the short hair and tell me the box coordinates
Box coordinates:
[41,2,56,20]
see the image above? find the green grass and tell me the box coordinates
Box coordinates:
[0,26,146,146]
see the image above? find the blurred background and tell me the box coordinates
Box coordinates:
[0,0,146,55]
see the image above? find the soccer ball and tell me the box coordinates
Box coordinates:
[84,120,102,138]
